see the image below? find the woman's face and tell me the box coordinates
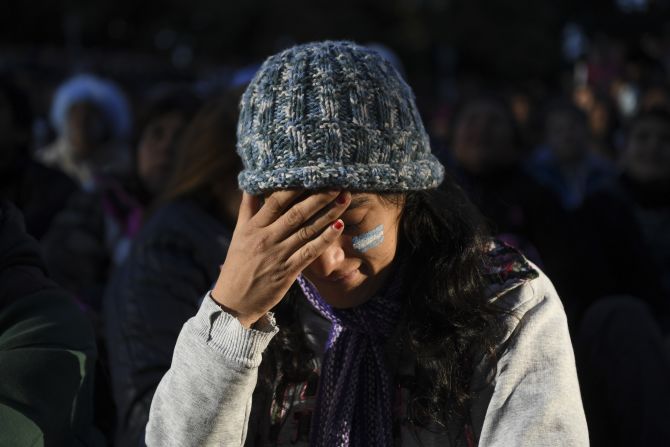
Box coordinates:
[137,111,186,196]
[452,100,517,174]
[66,101,109,159]
[301,193,403,309]
[623,116,670,184]
[545,110,589,163]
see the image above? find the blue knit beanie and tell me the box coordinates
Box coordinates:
[50,74,132,140]
[236,40,444,194]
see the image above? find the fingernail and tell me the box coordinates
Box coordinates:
[332,220,344,230]
[336,192,347,205]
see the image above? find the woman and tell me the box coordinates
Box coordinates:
[527,100,615,211]
[43,87,199,315]
[447,94,581,327]
[36,73,132,188]
[104,95,242,446]
[42,86,200,439]
[146,41,587,446]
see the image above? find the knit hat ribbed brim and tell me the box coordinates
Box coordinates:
[236,40,444,194]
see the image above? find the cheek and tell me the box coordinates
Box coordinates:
[352,224,384,253]
[348,221,399,271]
[453,125,472,152]
[137,142,148,165]
[137,141,155,172]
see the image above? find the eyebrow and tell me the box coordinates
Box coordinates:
[347,196,370,211]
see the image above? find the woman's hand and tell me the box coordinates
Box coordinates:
[211,190,350,327]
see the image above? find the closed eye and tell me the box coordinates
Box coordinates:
[342,221,363,235]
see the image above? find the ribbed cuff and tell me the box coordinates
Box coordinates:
[193,293,279,368]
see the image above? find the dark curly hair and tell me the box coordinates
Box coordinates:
[262,172,506,442]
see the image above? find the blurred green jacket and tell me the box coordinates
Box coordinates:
[0,200,104,447]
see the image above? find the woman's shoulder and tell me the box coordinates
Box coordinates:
[483,242,566,336]
[138,200,231,248]
[143,199,210,229]
[121,199,232,278]
[492,264,562,318]
[469,244,587,447]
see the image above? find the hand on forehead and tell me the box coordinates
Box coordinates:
[260,189,371,208]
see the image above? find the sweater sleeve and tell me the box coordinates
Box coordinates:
[477,278,589,446]
[145,294,278,447]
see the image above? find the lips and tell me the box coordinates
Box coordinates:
[328,269,359,283]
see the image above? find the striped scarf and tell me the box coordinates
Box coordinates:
[297,267,404,446]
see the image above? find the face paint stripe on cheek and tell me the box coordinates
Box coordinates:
[352,224,384,253]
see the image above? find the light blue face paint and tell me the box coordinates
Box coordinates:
[352,224,384,253]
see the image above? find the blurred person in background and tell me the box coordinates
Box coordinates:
[527,100,616,210]
[576,294,670,447]
[572,85,621,161]
[36,73,132,188]
[638,83,670,112]
[574,107,670,318]
[505,86,541,153]
[573,107,670,447]
[0,200,103,446]
[446,95,581,324]
[589,95,621,160]
[104,95,242,447]
[0,74,77,239]
[620,107,670,297]
[40,87,200,440]
[42,86,200,316]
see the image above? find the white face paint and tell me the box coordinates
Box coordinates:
[352,224,384,253]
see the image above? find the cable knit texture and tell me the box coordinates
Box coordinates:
[236,40,444,193]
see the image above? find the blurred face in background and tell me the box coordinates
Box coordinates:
[137,111,186,196]
[623,116,670,184]
[545,109,589,164]
[452,99,518,174]
[66,101,109,160]
[66,102,109,160]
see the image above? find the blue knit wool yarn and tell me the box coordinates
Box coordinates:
[236,40,445,194]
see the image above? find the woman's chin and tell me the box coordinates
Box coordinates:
[309,271,373,309]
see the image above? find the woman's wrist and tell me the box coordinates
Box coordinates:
[210,286,263,329]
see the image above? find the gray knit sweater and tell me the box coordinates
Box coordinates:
[146,267,588,446]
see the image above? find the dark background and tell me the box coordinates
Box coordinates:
[2,0,668,83]
[3,0,670,150]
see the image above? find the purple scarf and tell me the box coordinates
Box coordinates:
[297,266,404,446]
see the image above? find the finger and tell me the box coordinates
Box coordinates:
[253,189,305,227]
[281,191,351,248]
[237,192,259,224]
[269,190,342,239]
[285,219,344,273]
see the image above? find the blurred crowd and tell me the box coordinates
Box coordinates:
[1,19,670,447]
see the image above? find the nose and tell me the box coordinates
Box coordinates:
[308,238,346,278]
